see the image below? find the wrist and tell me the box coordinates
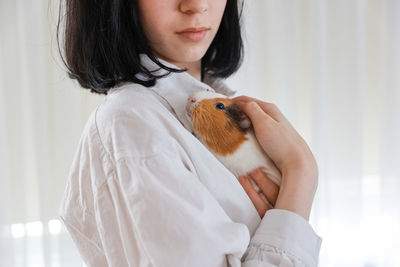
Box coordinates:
[275,171,318,221]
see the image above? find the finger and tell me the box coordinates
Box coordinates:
[235,101,278,128]
[232,96,281,118]
[248,168,279,206]
[232,95,285,123]
[238,176,270,217]
[234,96,297,135]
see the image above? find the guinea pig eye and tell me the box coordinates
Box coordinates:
[215,102,225,110]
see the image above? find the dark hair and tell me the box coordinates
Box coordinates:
[57,0,244,95]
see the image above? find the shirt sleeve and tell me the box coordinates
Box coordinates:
[239,209,322,267]
[91,150,321,267]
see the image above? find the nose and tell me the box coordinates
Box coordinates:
[186,96,197,116]
[188,96,196,103]
[179,0,208,14]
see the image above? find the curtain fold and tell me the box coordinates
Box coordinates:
[1,0,102,265]
[1,0,399,266]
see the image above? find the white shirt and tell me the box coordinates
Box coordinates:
[59,55,322,267]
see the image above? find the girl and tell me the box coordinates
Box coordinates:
[58,0,322,266]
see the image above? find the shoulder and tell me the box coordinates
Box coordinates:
[101,83,167,117]
[94,83,184,160]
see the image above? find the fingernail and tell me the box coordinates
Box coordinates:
[239,118,251,129]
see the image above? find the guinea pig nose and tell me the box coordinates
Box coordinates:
[188,96,196,103]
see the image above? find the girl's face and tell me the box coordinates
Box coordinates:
[138,0,227,67]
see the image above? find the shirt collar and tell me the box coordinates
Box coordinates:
[137,54,236,132]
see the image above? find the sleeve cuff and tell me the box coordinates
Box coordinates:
[250,209,322,266]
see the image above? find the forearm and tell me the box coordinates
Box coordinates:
[275,167,318,221]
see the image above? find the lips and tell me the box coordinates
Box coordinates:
[177,27,210,33]
[176,27,210,42]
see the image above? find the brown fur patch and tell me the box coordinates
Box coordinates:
[191,98,248,156]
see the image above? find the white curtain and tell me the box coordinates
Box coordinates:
[1,0,399,266]
[0,0,103,266]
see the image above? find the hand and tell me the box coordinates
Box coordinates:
[238,168,279,219]
[233,95,318,221]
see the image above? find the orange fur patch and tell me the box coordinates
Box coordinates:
[192,98,248,156]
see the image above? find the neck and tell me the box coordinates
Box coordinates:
[171,60,202,81]
[154,53,202,81]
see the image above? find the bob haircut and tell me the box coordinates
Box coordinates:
[57,0,244,95]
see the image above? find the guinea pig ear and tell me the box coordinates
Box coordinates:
[226,104,252,130]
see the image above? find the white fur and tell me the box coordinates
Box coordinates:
[185,90,227,117]
[214,129,281,186]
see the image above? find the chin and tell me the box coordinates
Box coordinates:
[154,44,209,67]
[174,46,207,62]
[173,40,212,59]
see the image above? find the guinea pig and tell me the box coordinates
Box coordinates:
[185,90,282,207]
